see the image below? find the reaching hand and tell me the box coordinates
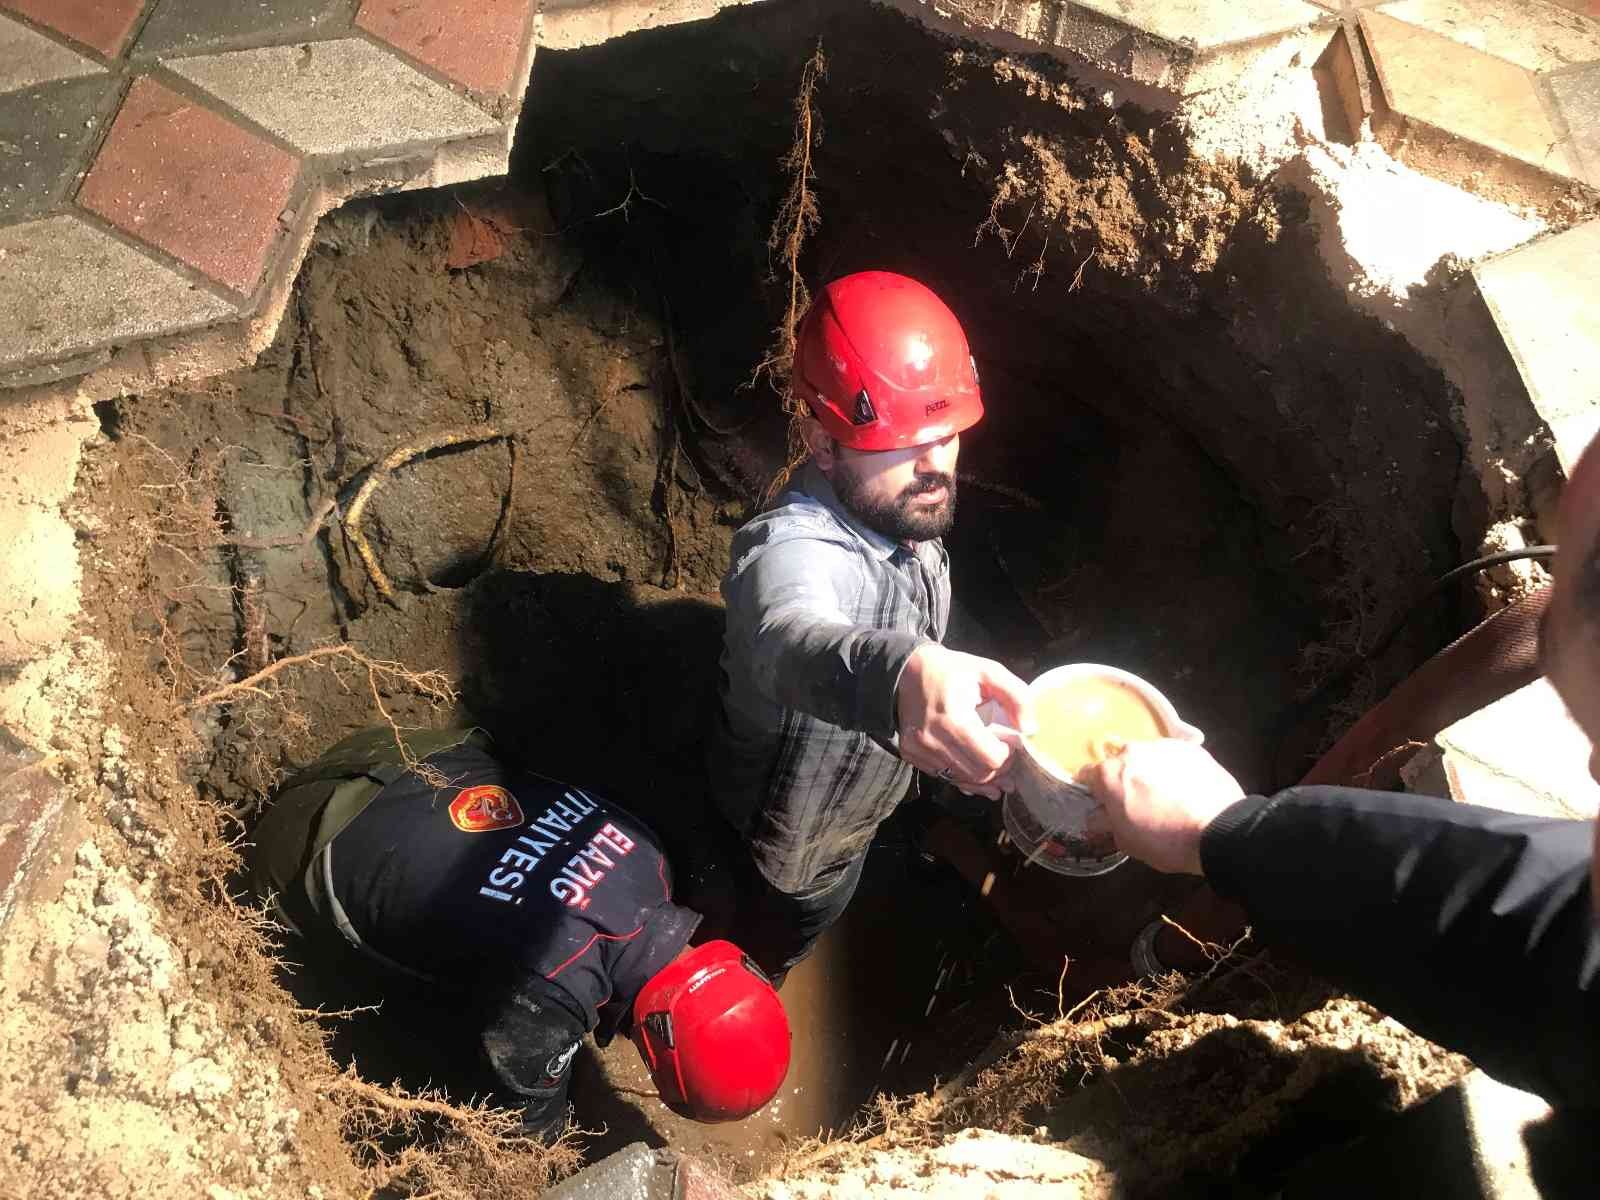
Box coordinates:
[896,644,1035,800]
[1078,739,1246,875]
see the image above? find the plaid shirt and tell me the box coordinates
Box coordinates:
[709,464,950,894]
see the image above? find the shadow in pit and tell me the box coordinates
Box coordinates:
[454,566,729,864]
[566,1043,668,1152]
[1038,1021,1464,1199]
[1522,1109,1600,1200]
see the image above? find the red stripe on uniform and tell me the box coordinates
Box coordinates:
[545,925,643,979]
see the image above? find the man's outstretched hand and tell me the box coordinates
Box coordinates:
[1079,739,1246,875]
[897,644,1035,800]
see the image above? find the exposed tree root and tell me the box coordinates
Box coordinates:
[340,425,510,604]
[184,643,458,789]
[327,1070,583,1199]
[755,43,827,504]
[769,923,1260,1182]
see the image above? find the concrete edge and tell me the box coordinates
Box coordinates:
[0,128,511,405]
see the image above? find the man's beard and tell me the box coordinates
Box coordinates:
[834,464,958,542]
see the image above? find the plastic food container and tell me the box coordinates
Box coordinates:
[998,664,1203,876]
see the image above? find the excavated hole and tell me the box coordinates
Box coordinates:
[76,0,1473,1186]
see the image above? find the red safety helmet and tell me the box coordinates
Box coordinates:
[631,940,791,1122]
[794,271,984,452]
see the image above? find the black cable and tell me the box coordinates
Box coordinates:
[1360,545,1557,667]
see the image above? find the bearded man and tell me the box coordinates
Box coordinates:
[707,272,1034,979]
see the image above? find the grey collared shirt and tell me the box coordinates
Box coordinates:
[709,464,951,894]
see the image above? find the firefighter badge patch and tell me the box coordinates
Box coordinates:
[449,784,525,833]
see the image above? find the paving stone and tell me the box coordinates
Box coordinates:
[134,0,357,59]
[167,37,499,158]
[1376,0,1600,73]
[1362,10,1581,178]
[0,14,102,94]
[355,0,532,98]
[1437,679,1600,820]
[0,0,149,58]
[78,76,300,294]
[0,75,119,224]
[0,214,234,371]
[541,1143,676,1200]
[1548,61,1600,186]
[1473,219,1600,472]
[1070,0,1326,50]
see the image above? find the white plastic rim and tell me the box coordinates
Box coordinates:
[1021,662,1203,784]
[1000,791,1128,877]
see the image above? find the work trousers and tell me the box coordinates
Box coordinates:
[725,843,868,983]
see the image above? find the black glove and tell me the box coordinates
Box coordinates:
[480,978,586,1141]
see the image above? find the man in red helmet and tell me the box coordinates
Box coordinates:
[708,271,1036,978]
[247,727,790,1137]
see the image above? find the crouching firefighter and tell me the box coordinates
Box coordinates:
[246,726,791,1138]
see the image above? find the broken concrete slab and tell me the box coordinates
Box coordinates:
[890,0,1329,97]
[1472,218,1600,473]
[1547,60,1600,188]
[1362,9,1581,181]
[1436,678,1600,821]
[0,410,95,669]
[1376,0,1600,74]
[0,508,78,668]
[0,13,102,95]
[0,214,236,373]
[541,1143,750,1199]
[1070,0,1327,51]
[166,38,501,160]
[542,1143,674,1199]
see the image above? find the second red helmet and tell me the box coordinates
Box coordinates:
[631,941,790,1123]
[793,271,984,452]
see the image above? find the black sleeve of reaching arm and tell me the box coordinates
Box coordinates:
[1201,786,1600,1109]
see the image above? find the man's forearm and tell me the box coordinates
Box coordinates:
[755,611,928,740]
[1201,786,1600,1108]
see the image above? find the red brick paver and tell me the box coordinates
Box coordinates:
[0,0,148,58]
[355,0,532,98]
[0,760,67,930]
[78,76,300,295]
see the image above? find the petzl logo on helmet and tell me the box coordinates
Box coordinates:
[925,398,950,417]
[449,785,525,833]
[851,388,876,426]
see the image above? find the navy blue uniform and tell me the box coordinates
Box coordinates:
[250,733,698,1136]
